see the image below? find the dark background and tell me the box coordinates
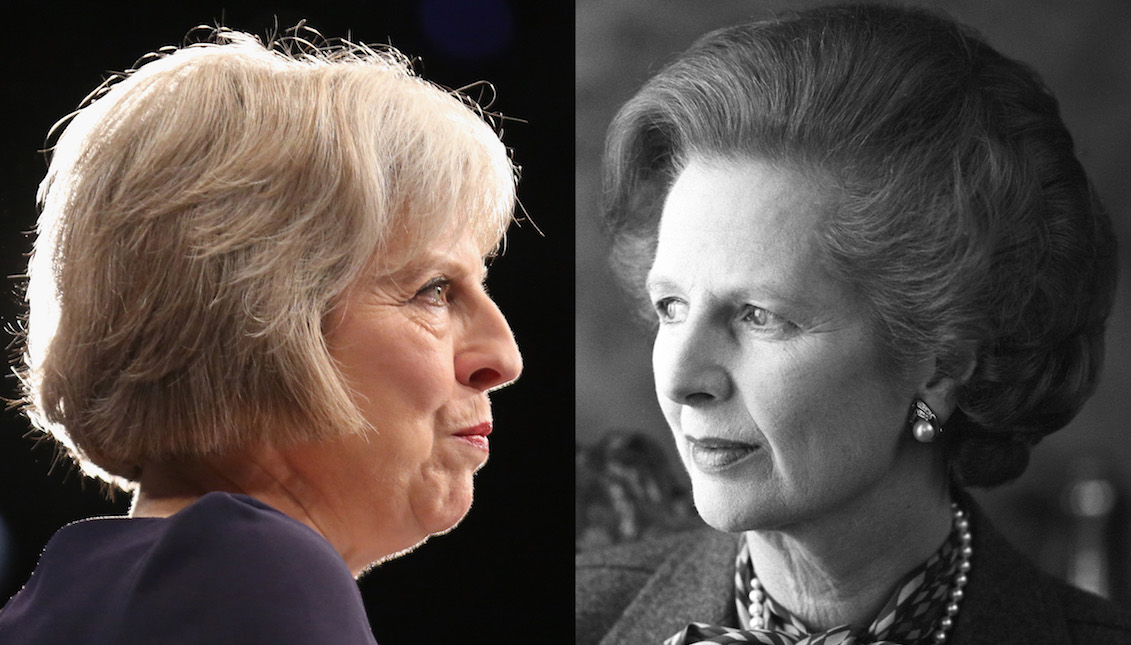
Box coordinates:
[0,1,572,641]
[577,0,1131,608]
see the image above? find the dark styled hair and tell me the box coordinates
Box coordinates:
[603,3,1117,487]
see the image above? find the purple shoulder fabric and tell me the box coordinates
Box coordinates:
[0,492,378,645]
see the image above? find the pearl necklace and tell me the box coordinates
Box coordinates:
[745,503,973,644]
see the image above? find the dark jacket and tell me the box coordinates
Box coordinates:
[0,492,378,645]
[576,503,1131,644]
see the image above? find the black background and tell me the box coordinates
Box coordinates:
[0,1,573,641]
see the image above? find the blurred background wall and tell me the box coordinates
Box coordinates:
[577,0,1131,606]
[0,2,573,640]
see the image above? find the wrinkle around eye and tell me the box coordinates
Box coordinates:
[735,304,801,338]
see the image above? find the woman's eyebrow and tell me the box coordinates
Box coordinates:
[644,275,679,294]
[727,280,809,308]
[385,252,488,282]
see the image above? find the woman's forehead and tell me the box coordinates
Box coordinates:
[650,157,843,307]
[370,224,495,275]
[656,159,825,262]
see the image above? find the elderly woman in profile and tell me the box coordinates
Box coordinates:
[577,4,1130,645]
[0,29,521,644]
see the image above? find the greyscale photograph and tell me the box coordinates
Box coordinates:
[0,1,1128,644]
[577,1,1131,644]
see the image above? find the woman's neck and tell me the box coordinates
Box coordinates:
[128,446,375,576]
[131,448,312,516]
[744,484,953,632]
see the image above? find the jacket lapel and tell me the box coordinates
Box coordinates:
[599,529,739,645]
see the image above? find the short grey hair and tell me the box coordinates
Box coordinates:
[21,28,517,487]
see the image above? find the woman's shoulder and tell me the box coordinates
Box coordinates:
[129,492,373,638]
[0,491,376,645]
[1042,573,1131,644]
[160,491,345,571]
[958,500,1131,644]
[576,527,723,571]
[577,528,739,645]
[576,529,695,615]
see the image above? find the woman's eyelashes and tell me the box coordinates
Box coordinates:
[737,304,799,336]
[412,276,452,306]
[408,264,492,309]
[652,296,799,336]
[653,297,689,323]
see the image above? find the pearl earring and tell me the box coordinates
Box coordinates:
[909,399,942,443]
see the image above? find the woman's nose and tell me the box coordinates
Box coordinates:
[455,293,523,392]
[653,317,732,406]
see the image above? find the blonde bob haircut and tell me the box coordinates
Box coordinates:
[21,28,517,487]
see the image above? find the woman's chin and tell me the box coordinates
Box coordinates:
[416,480,476,537]
[690,479,778,533]
[694,501,760,533]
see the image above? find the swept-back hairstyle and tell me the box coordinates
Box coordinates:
[605,4,1116,486]
[22,28,517,486]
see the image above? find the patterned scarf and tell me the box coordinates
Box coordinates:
[664,529,960,645]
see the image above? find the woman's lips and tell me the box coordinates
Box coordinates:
[454,422,492,451]
[685,436,759,473]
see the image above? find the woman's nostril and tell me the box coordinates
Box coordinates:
[684,392,715,405]
[469,367,503,391]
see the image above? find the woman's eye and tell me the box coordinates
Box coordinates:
[414,278,451,306]
[653,297,688,323]
[738,304,796,334]
[740,305,770,326]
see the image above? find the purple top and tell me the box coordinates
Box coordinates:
[0,492,378,644]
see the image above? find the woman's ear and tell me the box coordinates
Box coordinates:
[917,350,977,425]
